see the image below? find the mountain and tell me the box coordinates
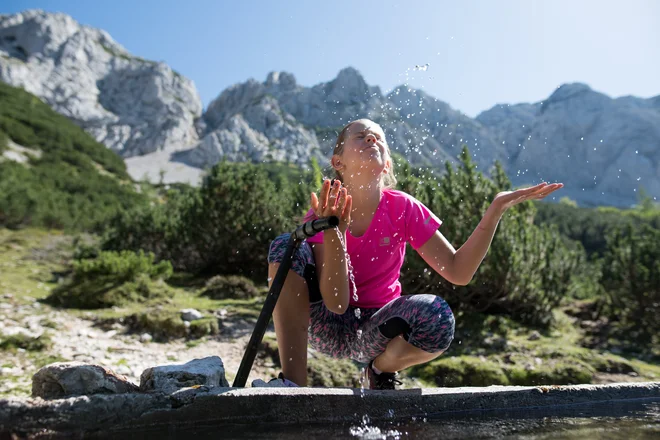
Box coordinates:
[1,10,658,207]
[0,9,201,157]
[0,80,145,230]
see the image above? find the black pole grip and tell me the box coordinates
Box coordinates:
[291,216,339,241]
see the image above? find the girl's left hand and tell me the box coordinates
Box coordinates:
[493,182,564,212]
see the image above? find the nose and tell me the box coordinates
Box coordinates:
[365,134,377,143]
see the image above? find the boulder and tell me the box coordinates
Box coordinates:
[180,308,203,322]
[139,356,229,394]
[31,362,139,399]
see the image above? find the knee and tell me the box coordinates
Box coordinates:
[267,233,291,264]
[267,233,314,281]
[411,295,455,353]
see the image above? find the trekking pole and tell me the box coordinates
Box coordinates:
[232,216,339,387]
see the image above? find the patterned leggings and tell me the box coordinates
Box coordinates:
[268,233,455,363]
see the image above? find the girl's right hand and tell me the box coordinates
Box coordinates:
[311,179,352,234]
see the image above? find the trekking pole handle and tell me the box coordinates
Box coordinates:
[291,216,340,241]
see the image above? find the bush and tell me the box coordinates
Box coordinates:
[45,250,173,308]
[0,82,145,231]
[200,275,261,300]
[307,356,362,388]
[411,355,595,387]
[504,361,593,386]
[72,250,172,282]
[599,224,660,346]
[125,309,219,341]
[412,356,510,387]
[0,332,52,352]
[103,160,315,278]
[399,147,592,327]
[258,335,363,387]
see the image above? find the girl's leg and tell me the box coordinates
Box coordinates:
[270,263,310,386]
[373,335,443,373]
[352,294,455,373]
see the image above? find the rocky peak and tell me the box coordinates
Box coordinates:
[324,66,370,103]
[0,10,81,60]
[0,9,202,157]
[203,79,265,131]
[541,82,609,113]
[265,71,297,91]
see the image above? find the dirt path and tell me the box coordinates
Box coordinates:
[0,298,275,396]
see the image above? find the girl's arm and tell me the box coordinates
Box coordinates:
[417,182,563,285]
[309,179,353,314]
[416,203,503,286]
[311,231,351,314]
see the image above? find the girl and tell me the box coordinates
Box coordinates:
[259,119,563,389]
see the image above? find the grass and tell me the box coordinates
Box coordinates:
[407,309,660,387]
[0,332,53,352]
[0,228,71,305]
[0,227,659,394]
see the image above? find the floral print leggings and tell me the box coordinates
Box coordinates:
[268,233,455,363]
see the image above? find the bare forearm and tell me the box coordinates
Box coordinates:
[318,229,350,313]
[452,203,504,285]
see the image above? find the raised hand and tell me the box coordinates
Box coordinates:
[311,179,352,234]
[493,182,564,212]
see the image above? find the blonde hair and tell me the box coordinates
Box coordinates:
[331,119,397,189]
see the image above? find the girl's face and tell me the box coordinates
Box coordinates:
[334,121,391,182]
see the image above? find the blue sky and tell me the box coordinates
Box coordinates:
[3,0,659,117]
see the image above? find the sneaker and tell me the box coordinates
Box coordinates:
[367,361,402,390]
[251,372,299,388]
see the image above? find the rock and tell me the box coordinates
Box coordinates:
[528,330,542,341]
[0,10,202,159]
[139,356,229,394]
[2,11,658,208]
[139,333,152,343]
[180,309,203,322]
[31,362,139,399]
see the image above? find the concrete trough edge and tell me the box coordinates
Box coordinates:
[1,382,659,435]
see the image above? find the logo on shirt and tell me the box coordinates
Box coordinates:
[424,216,432,225]
[380,237,390,246]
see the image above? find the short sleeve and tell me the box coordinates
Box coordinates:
[405,196,442,249]
[303,208,324,244]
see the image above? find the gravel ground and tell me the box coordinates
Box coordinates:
[0,297,276,396]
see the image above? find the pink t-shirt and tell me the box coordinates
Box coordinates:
[305,189,442,309]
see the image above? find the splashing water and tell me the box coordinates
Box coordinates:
[335,227,359,304]
[349,414,403,439]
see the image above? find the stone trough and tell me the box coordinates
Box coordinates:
[1,357,659,437]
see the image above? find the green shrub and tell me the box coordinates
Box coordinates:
[126,310,188,341]
[126,309,219,341]
[189,317,220,339]
[412,356,510,387]
[504,361,593,386]
[72,234,101,260]
[399,147,591,327]
[258,335,362,387]
[72,250,172,282]
[0,82,145,231]
[201,275,260,300]
[534,200,660,257]
[307,356,362,388]
[411,354,595,387]
[599,224,660,345]
[0,130,7,153]
[45,250,173,308]
[0,332,52,352]
[103,160,314,278]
